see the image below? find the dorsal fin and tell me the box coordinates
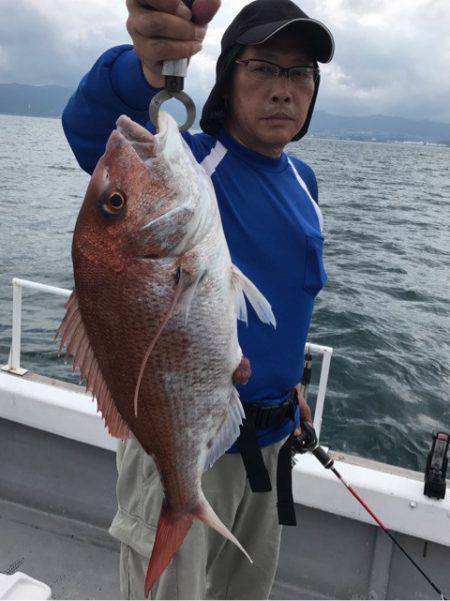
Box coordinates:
[55,291,132,439]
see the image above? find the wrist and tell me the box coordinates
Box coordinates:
[110,47,162,112]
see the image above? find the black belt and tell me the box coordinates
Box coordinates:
[237,390,298,526]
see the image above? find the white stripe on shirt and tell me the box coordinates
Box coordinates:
[200,141,228,177]
[287,157,324,233]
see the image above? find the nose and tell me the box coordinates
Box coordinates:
[270,74,293,104]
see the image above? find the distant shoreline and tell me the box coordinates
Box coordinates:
[1,111,449,148]
[305,135,450,148]
[0,111,60,120]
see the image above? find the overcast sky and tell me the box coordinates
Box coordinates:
[1,0,449,122]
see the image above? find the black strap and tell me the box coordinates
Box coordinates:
[276,432,297,526]
[238,393,294,493]
[238,413,272,492]
[238,391,298,520]
[249,398,292,430]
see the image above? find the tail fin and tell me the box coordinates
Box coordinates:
[145,498,252,597]
[145,502,194,597]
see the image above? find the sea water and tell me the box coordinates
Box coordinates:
[0,114,448,471]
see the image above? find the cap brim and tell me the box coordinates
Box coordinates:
[236,18,335,63]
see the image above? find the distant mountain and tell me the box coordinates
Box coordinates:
[0,83,73,118]
[1,83,450,145]
[310,111,450,145]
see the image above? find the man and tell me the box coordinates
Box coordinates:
[62,0,334,598]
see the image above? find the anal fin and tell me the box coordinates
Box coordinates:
[204,388,245,470]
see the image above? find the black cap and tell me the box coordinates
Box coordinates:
[222,0,334,63]
[200,0,335,141]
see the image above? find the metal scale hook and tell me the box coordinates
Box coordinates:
[149,0,196,132]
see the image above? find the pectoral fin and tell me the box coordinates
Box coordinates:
[133,267,203,416]
[231,265,276,327]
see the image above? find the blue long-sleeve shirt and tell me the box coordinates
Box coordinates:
[62,45,327,449]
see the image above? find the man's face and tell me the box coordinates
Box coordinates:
[226,29,316,157]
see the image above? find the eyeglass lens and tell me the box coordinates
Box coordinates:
[242,60,318,85]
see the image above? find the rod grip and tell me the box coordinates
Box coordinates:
[312,446,334,469]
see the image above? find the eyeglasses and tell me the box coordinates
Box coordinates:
[235,59,320,87]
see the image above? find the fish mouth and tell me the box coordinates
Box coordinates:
[109,118,157,163]
[113,111,184,164]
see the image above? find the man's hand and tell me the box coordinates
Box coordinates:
[293,385,313,436]
[126,0,221,87]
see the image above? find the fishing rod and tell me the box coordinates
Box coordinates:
[293,424,448,600]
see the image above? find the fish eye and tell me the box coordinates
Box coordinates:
[107,192,125,211]
[100,191,127,216]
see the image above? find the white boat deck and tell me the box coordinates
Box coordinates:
[1,498,120,600]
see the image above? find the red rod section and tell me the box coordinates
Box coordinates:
[345,483,387,530]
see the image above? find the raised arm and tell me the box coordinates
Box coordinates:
[62,0,220,174]
[62,45,159,174]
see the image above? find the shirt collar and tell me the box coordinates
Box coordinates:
[217,128,288,173]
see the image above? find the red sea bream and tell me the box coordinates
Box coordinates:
[56,111,276,596]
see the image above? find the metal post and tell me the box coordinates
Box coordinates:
[1,278,71,377]
[312,347,333,439]
[12,278,71,298]
[1,280,27,375]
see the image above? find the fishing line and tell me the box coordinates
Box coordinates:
[330,463,447,600]
[293,427,448,600]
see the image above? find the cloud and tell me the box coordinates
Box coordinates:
[0,0,449,122]
[0,0,128,86]
[305,0,450,121]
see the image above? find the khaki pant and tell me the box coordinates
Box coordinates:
[109,438,284,600]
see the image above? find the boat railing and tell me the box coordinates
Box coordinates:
[3,279,450,554]
[1,277,333,438]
